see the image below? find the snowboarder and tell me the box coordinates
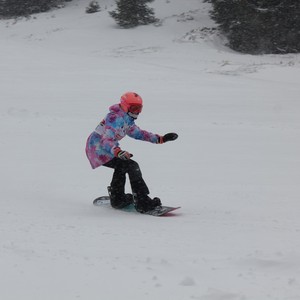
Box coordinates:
[86,92,178,213]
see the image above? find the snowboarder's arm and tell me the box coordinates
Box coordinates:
[127,125,178,144]
[127,124,161,143]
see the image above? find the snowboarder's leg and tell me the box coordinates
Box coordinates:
[104,158,133,208]
[126,160,149,196]
[123,160,161,213]
[104,158,161,212]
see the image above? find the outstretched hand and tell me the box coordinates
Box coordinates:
[162,132,178,143]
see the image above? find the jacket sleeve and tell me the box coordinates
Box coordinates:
[127,124,160,144]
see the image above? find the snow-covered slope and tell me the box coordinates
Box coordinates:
[1,1,300,299]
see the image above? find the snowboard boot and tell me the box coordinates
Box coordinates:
[134,194,162,213]
[108,186,133,209]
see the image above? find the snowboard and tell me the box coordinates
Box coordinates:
[93,196,180,217]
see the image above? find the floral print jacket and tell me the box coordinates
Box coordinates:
[86,104,160,169]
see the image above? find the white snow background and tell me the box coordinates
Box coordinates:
[1,0,300,299]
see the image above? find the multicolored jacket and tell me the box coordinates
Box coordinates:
[86,104,161,169]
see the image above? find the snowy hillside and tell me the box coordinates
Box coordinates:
[1,0,300,299]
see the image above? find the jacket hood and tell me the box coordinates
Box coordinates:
[109,103,136,123]
[109,104,124,114]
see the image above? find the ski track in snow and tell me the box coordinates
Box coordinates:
[1,0,300,299]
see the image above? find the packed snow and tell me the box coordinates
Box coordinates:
[1,0,300,299]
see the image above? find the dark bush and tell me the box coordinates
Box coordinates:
[110,0,158,28]
[0,0,72,18]
[86,1,100,14]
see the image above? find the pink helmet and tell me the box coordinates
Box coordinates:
[120,92,143,115]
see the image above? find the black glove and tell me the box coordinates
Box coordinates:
[162,132,178,143]
[114,147,132,160]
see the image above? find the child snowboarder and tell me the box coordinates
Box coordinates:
[86,92,178,213]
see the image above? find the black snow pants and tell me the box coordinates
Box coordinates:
[103,158,149,208]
